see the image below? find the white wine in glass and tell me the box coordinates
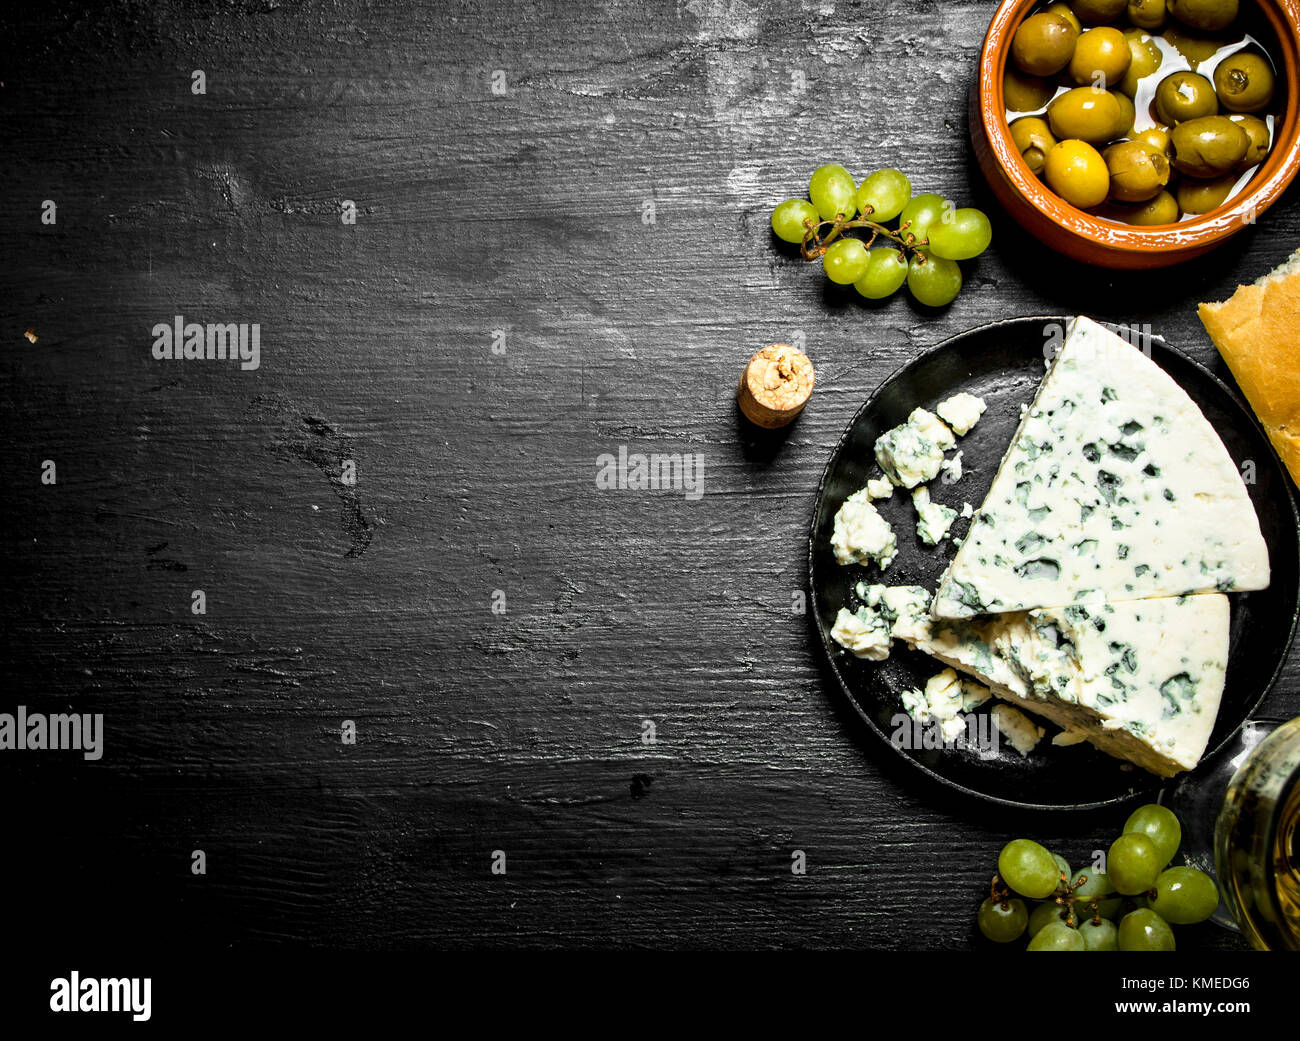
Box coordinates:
[1214,715,1300,950]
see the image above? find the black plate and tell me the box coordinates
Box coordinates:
[810,316,1300,811]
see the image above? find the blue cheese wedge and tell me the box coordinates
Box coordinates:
[991,704,1044,757]
[874,407,956,488]
[933,316,1270,619]
[830,488,898,569]
[991,595,1230,776]
[893,605,1036,702]
[868,581,1230,776]
[912,485,958,545]
[937,392,987,436]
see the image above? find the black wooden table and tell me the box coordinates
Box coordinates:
[2,0,1295,951]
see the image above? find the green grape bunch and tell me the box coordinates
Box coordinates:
[769,164,993,308]
[975,804,1222,951]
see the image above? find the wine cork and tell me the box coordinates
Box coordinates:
[737,344,815,428]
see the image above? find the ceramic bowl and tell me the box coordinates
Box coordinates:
[971,0,1300,268]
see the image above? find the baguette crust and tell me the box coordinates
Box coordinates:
[1199,250,1300,488]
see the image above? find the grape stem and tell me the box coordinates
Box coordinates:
[989,874,1014,908]
[799,206,931,264]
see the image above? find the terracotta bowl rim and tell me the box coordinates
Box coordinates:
[980,0,1300,255]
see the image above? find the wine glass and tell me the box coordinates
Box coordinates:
[1160,714,1300,950]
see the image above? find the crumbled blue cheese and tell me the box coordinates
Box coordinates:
[961,502,974,519]
[992,703,1044,757]
[830,488,898,568]
[906,667,992,743]
[830,607,892,660]
[937,392,987,436]
[933,316,1271,619]
[866,476,895,500]
[912,485,958,545]
[940,450,963,484]
[900,687,928,721]
[959,677,992,710]
[874,408,956,488]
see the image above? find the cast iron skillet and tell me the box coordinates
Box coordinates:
[809,316,1300,811]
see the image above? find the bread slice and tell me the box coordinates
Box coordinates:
[1198,250,1300,488]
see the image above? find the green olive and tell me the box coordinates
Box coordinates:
[1127,0,1167,30]
[1127,189,1182,224]
[1213,52,1276,113]
[1013,12,1079,76]
[1049,86,1126,144]
[1169,115,1250,177]
[1011,116,1059,174]
[1155,71,1219,124]
[1111,90,1137,137]
[1177,172,1237,213]
[1070,27,1132,87]
[1135,125,1173,155]
[1168,0,1238,32]
[1119,30,1163,96]
[1046,1,1084,32]
[1228,113,1271,166]
[1072,0,1128,25]
[1045,138,1111,207]
[1105,140,1171,201]
[1005,67,1057,111]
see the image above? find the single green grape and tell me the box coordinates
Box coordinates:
[855,168,912,223]
[1151,866,1219,925]
[854,248,909,299]
[822,238,869,284]
[1070,866,1114,903]
[1072,867,1121,920]
[1027,920,1086,951]
[1052,854,1072,882]
[926,207,993,261]
[808,163,858,222]
[1079,917,1119,951]
[1123,804,1182,867]
[1117,908,1176,951]
[978,897,1029,942]
[999,838,1061,900]
[897,193,950,244]
[1108,833,1162,895]
[1027,899,1068,938]
[770,199,819,244]
[907,250,963,308]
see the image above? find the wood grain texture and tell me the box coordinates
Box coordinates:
[0,0,1296,950]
